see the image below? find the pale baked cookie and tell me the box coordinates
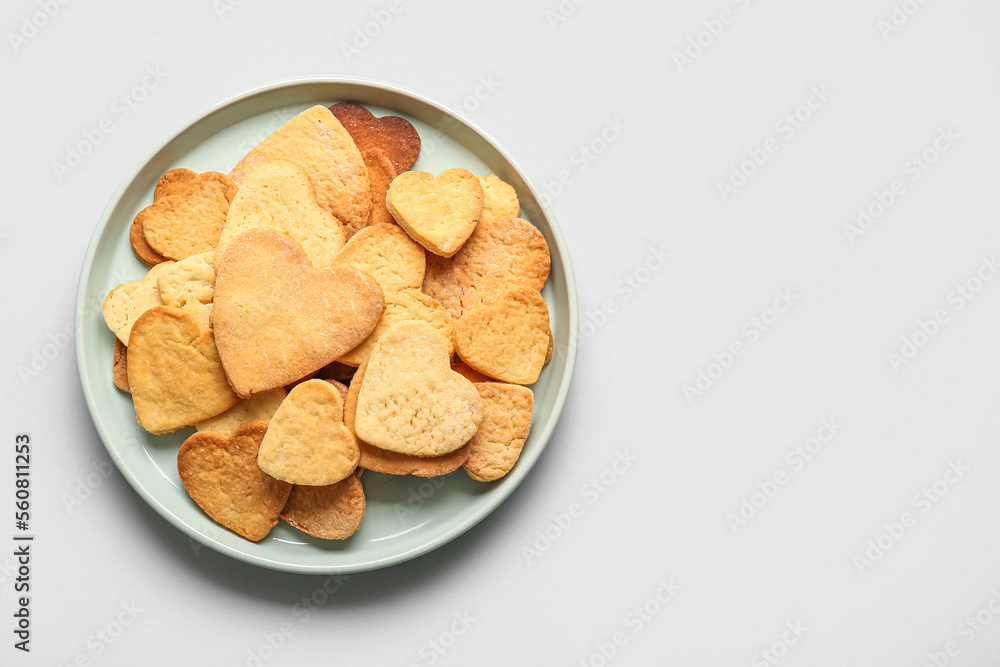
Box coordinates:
[212,229,384,398]
[454,286,550,385]
[230,105,370,235]
[355,321,482,457]
[217,160,346,269]
[280,470,365,540]
[463,383,533,482]
[140,170,237,261]
[103,262,171,345]
[422,217,550,319]
[340,289,453,367]
[345,357,471,477]
[476,175,519,223]
[196,388,287,436]
[178,420,291,542]
[127,306,240,434]
[156,251,216,332]
[113,338,130,392]
[329,102,421,174]
[360,149,397,234]
[257,379,359,486]
[386,168,484,258]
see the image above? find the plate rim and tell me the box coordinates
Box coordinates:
[75,76,579,574]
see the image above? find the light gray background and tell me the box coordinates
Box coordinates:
[2,1,1000,665]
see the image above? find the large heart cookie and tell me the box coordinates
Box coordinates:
[177,420,291,542]
[257,379,359,486]
[216,160,346,269]
[127,306,240,434]
[329,102,421,174]
[212,229,384,398]
[386,168,484,258]
[355,320,482,457]
[454,286,550,385]
[230,105,371,235]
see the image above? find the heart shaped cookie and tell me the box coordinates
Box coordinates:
[355,320,482,457]
[212,229,384,398]
[329,102,421,174]
[177,420,291,542]
[345,357,471,476]
[454,286,550,385]
[386,168,484,258]
[217,160,346,270]
[279,470,365,540]
[140,170,237,261]
[127,306,240,434]
[230,105,371,235]
[257,379,359,486]
[463,383,534,482]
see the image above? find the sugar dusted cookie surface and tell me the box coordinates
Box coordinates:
[386,168,484,258]
[230,105,370,235]
[257,379,359,486]
[355,321,482,457]
[280,470,365,540]
[423,217,550,319]
[218,160,346,270]
[329,102,421,174]
[127,306,239,434]
[178,420,291,542]
[464,383,533,482]
[196,388,287,436]
[454,286,550,385]
[212,229,384,398]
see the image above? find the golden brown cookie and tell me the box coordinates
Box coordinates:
[230,105,370,236]
[127,306,240,434]
[422,217,550,319]
[354,321,482,457]
[345,358,471,476]
[212,229,384,398]
[140,170,237,261]
[130,209,169,265]
[454,286,550,385]
[329,102,421,174]
[113,338,130,393]
[217,160,346,270]
[359,148,398,235]
[476,174,520,223]
[257,380,359,486]
[280,470,365,540]
[463,383,533,482]
[195,388,287,436]
[385,168,484,258]
[178,420,291,542]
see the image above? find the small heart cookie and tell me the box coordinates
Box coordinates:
[345,357,471,477]
[139,169,237,261]
[355,321,482,457]
[280,469,365,540]
[212,229,384,398]
[177,420,291,542]
[329,102,421,174]
[217,160,346,270]
[230,105,371,235]
[463,383,533,482]
[454,286,550,385]
[127,306,240,434]
[386,168,484,258]
[257,379,359,486]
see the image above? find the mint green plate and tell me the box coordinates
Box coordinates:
[75,78,577,574]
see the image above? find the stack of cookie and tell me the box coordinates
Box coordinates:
[103,103,553,542]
